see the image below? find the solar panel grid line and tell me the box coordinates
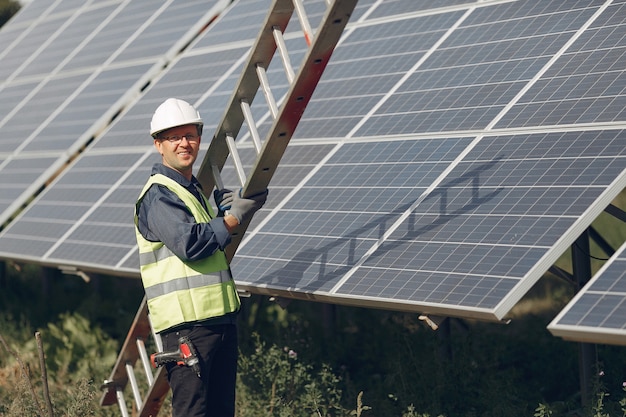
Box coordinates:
[0,3,126,131]
[0,155,74,227]
[0,0,231,147]
[344,9,474,139]
[327,133,486,294]
[235,268,512,320]
[494,2,626,128]
[0,0,109,91]
[237,138,349,250]
[18,10,232,147]
[346,3,612,137]
[0,68,134,169]
[111,0,233,65]
[73,0,168,67]
[0,0,232,234]
[85,47,253,152]
[116,237,138,271]
[469,2,611,133]
[294,3,552,138]
[232,126,626,319]
[348,0,511,29]
[41,43,258,267]
[39,149,154,260]
[210,0,454,148]
[0,0,61,64]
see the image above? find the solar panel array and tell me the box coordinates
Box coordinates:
[1,0,626,338]
[0,0,230,227]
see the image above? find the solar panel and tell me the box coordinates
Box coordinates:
[1,0,626,325]
[548,239,626,346]
[0,0,230,227]
[231,129,626,320]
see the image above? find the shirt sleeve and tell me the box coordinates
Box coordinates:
[136,185,231,261]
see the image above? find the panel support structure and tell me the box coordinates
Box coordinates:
[572,229,596,409]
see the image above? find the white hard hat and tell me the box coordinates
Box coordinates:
[150,98,203,138]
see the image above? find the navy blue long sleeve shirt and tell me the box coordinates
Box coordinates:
[136,163,231,261]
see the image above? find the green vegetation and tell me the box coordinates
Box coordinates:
[0,0,19,28]
[1,258,626,417]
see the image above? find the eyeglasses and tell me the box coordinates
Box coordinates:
[159,133,199,144]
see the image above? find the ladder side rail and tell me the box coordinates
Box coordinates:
[224,0,359,260]
[196,0,295,191]
[244,0,359,198]
[100,296,152,406]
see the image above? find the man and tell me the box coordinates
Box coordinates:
[134,98,267,417]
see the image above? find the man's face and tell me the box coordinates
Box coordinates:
[154,124,201,179]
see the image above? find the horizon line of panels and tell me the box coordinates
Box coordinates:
[548,239,626,346]
[0,0,626,330]
[0,0,230,226]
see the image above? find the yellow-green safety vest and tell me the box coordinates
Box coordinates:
[134,173,240,333]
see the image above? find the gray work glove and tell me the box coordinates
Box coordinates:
[213,188,233,217]
[220,188,268,224]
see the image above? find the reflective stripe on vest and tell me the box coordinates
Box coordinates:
[135,173,240,333]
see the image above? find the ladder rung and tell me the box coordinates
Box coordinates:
[125,362,143,410]
[136,338,154,385]
[272,26,295,83]
[240,100,263,153]
[115,386,130,417]
[292,0,313,46]
[100,298,152,407]
[226,134,247,187]
[212,164,225,190]
[149,318,163,353]
[256,65,279,119]
[196,0,297,190]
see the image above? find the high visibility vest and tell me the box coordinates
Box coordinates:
[134,174,240,333]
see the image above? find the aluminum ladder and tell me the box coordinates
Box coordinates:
[100,0,357,415]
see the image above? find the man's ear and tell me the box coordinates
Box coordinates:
[154,139,163,155]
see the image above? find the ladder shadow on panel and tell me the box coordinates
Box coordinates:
[248,157,505,294]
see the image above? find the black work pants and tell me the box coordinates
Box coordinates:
[162,324,238,417]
